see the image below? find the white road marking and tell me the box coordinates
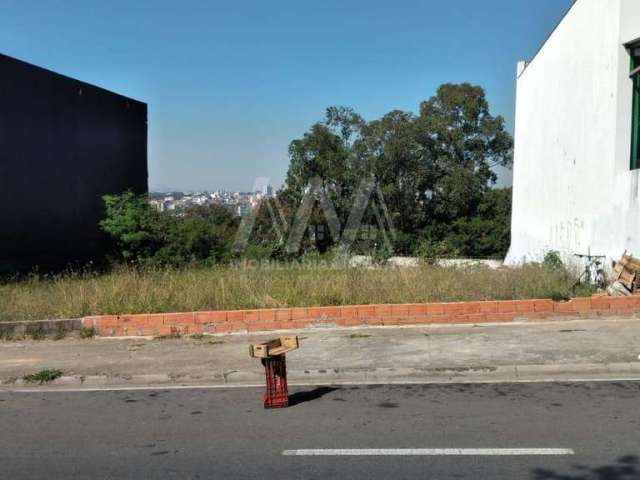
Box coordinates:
[282,448,575,456]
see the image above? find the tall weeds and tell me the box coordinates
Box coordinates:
[0,263,588,321]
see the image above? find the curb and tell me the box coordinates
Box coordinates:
[0,319,82,338]
[4,362,640,392]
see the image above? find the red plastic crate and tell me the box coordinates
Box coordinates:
[261,355,289,409]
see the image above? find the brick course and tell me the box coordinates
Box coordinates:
[85,296,640,337]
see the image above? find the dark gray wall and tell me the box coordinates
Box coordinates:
[0,53,148,272]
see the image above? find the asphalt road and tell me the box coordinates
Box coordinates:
[1,382,639,479]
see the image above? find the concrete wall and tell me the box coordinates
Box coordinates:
[0,54,148,271]
[506,0,640,265]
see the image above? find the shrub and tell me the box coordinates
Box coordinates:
[79,326,96,339]
[370,242,394,265]
[100,192,238,267]
[415,239,460,265]
[543,250,564,271]
[549,290,571,302]
[100,191,169,263]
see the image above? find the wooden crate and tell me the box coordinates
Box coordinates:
[249,336,299,358]
[614,252,640,291]
[620,254,640,271]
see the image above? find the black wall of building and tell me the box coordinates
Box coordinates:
[0,54,148,272]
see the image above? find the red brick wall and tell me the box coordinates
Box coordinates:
[82,296,640,337]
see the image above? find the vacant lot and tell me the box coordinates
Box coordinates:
[0,263,588,322]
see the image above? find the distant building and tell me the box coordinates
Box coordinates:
[0,53,148,271]
[507,0,640,264]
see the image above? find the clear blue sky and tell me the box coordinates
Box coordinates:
[1,0,573,191]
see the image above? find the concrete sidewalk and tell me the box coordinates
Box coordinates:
[2,317,640,390]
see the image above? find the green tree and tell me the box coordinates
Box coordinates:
[356,110,426,233]
[279,83,513,257]
[417,83,512,224]
[285,107,364,224]
[100,193,238,266]
[100,192,172,262]
[439,187,512,258]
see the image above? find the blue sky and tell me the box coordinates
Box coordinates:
[1,0,573,191]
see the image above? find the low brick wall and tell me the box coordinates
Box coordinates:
[83,296,640,337]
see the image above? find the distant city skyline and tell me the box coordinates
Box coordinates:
[150,177,277,194]
[1,0,572,191]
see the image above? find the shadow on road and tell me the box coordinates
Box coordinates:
[532,455,639,480]
[288,386,340,406]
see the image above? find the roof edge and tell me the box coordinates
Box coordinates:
[519,0,579,77]
[0,52,147,106]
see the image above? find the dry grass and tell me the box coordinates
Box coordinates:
[0,264,588,322]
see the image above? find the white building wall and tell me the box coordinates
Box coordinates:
[506,0,640,265]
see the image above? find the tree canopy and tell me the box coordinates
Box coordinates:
[278,82,513,258]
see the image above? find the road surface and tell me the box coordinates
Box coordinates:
[1,381,639,479]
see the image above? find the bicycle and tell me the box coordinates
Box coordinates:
[573,252,607,290]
